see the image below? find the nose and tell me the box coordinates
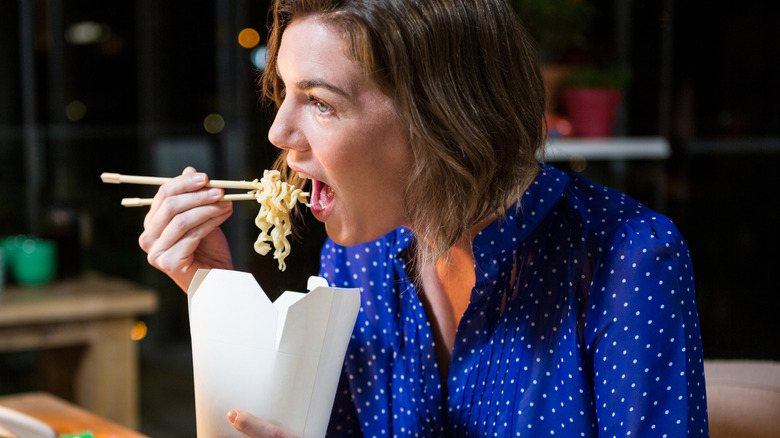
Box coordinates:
[268,97,307,153]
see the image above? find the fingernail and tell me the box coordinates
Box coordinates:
[208,188,222,197]
[227,410,238,424]
[193,173,207,183]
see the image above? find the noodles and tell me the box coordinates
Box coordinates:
[252,169,309,271]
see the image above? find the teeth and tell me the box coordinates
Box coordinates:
[298,172,311,179]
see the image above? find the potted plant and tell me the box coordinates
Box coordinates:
[559,65,631,137]
[508,0,596,116]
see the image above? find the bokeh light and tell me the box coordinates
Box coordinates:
[251,45,268,70]
[65,100,87,121]
[65,21,110,45]
[204,113,225,134]
[130,321,148,341]
[238,28,260,49]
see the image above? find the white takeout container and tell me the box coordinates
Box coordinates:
[187,269,360,438]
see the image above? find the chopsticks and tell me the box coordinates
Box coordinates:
[119,193,257,207]
[101,172,258,207]
[101,172,258,189]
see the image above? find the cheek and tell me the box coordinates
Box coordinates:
[318,132,384,181]
[359,115,412,172]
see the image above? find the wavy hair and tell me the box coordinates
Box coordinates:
[262,0,546,266]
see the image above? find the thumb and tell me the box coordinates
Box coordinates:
[227,410,298,438]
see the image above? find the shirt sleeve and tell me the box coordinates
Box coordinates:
[584,215,709,436]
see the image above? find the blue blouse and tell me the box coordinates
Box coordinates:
[320,164,709,437]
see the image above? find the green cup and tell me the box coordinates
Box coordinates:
[12,238,57,286]
[2,235,29,274]
[0,246,5,291]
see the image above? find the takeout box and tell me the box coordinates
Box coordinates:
[187,269,360,438]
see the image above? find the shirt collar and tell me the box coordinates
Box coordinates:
[391,226,414,257]
[390,164,569,261]
[473,164,569,261]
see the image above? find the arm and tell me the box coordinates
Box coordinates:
[584,216,708,436]
[138,167,234,291]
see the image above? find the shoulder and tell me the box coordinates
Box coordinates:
[578,187,696,342]
[543,169,694,301]
[589,211,694,304]
[552,171,686,253]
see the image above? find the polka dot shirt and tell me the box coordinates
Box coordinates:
[320,164,709,437]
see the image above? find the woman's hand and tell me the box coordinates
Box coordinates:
[138,167,234,291]
[227,410,300,438]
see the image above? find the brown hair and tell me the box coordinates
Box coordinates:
[263,0,546,266]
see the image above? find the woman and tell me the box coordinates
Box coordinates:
[139,0,709,436]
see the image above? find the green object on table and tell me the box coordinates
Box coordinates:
[0,246,5,291]
[6,236,57,286]
[59,433,95,438]
[2,235,28,270]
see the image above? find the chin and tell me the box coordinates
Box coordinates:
[326,228,367,247]
[325,223,397,247]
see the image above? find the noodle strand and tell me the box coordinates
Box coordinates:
[252,169,309,271]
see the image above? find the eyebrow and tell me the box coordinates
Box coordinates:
[295,79,352,99]
[275,64,353,99]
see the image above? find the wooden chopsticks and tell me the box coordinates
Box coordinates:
[101,172,258,207]
[118,193,257,207]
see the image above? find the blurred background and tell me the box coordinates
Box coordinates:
[0,0,778,436]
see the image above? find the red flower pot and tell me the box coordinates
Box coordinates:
[561,88,623,137]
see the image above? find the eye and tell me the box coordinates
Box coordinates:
[309,96,333,115]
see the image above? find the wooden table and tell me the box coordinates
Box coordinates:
[0,392,151,437]
[0,273,158,429]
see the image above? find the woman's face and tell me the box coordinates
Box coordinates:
[269,16,413,246]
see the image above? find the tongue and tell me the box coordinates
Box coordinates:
[320,183,334,207]
[313,179,335,210]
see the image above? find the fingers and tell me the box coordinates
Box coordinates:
[140,167,225,249]
[144,169,210,230]
[139,194,230,258]
[144,188,228,240]
[138,167,235,279]
[144,207,232,275]
[227,410,297,438]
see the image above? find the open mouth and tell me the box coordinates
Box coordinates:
[310,178,335,214]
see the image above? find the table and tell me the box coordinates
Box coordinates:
[0,392,151,437]
[0,273,158,429]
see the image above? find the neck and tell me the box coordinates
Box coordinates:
[415,210,501,385]
[413,168,538,388]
